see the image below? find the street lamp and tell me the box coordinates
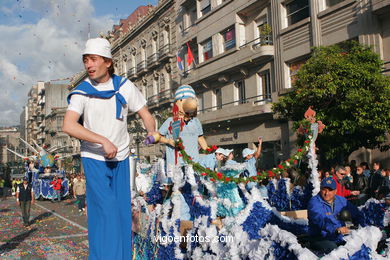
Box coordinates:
[128,120,146,157]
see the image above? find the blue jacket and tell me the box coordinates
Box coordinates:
[308,194,366,242]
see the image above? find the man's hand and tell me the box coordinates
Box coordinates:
[336,226,350,235]
[16,200,20,206]
[351,190,360,196]
[168,139,175,147]
[258,137,263,144]
[31,199,35,205]
[102,139,118,159]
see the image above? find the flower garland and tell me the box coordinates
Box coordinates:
[175,136,311,184]
[199,145,218,154]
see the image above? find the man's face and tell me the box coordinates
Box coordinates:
[320,187,337,203]
[336,169,346,179]
[373,163,380,171]
[356,167,363,175]
[83,54,111,83]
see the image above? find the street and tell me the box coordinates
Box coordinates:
[0,196,89,259]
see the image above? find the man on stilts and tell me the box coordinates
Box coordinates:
[63,37,156,259]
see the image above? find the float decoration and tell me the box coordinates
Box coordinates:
[175,108,324,184]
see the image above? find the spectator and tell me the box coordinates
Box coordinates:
[308,177,366,253]
[367,162,385,199]
[343,166,354,190]
[0,176,5,200]
[349,160,357,174]
[360,162,371,178]
[332,166,360,198]
[16,177,35,226]
[51,176,62,202]
[350,166,369,205]
[383,169,390,190]
[73,174,86,212]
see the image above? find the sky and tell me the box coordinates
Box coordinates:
[0,0,158,127]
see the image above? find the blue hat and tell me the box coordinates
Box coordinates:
[23,176,28,181]
[320,177,336,190]
[174,85,196,101]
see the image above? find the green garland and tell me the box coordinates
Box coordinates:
[174,120,313,184]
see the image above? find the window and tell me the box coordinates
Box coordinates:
[235,80,246,104]
[288,59,306,88]
[286,0,309,26]
[198,93,205,112]
[202,38,213,61]
[326,0,344,7]
[214,88,222,109]
[222,26,236,51]
[259,71,271,100]
[200,0,211,16]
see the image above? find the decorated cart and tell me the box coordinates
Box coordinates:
[131,106,389,259]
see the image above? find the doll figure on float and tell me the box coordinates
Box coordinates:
[145,85,208,177]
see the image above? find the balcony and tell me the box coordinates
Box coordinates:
[146,89,173,108]
[136,61,147,75]
[147,95,159,106]
[240,35,273,49]
[372,0,390,14]
[147,53,159,68]
[159,44,174,61]
[127,67,136,79]
[158,89,173,104]
[197,94,272,125]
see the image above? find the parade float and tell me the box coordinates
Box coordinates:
[7,139,69,200]
[131,86,389,260]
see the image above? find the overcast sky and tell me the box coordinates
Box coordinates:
[0,0,157,126]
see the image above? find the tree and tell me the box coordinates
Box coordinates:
[273,41,390,162]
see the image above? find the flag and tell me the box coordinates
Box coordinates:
[177,46,185,71]
[186,42,194,66]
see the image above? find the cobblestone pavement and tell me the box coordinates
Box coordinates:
[0,196,89,259]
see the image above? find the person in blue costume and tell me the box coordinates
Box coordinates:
[63,38,156,260]
[198,148,230,171]
[160,178,191,221]
[216,164,246,217]
[307,177,366,253]
[225,149,238,166]
[243,137,263,191]
[158,85,208,174]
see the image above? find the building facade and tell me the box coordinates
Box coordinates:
[0,128,21,165]
[68,0,389,166]
[171,0,390,166]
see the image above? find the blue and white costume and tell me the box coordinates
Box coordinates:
[67,73,146,260]
[159,117,203,166]
[216,166,245,217]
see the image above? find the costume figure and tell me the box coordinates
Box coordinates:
[63,37,156,260]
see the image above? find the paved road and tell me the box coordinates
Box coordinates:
[0,196,89,259]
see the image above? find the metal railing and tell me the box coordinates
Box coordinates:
[159,44,171,59]
[136,61,146,72]
[146,89,173,106]
[383,61,390,73]
[127,67,136,77]
[240,35,273,49]
[198,94,272,113]
[147,53,159,67]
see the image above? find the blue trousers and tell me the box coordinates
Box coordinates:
[82,157,131,260]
